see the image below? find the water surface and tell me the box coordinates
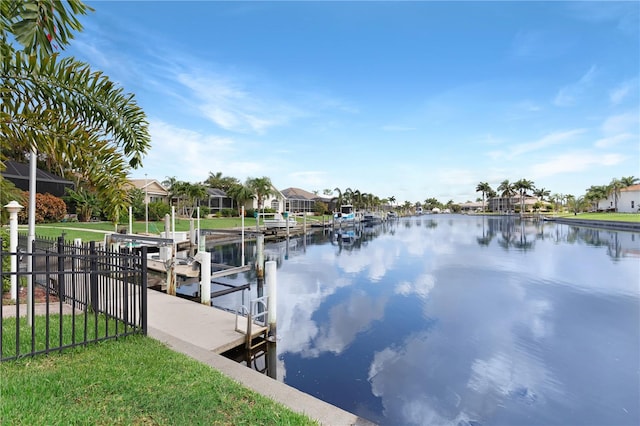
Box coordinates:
[211,216,640,425]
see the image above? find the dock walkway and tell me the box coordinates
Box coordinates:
[147,289,373,425]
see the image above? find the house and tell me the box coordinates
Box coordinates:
[600,184,640,213]
[241,185,286,213]
[126,179,169,204]
[281,187,332,214]
[204,187,235,213]
[459,201,484,212]
[1,160,74,197]
[488,195,540,213]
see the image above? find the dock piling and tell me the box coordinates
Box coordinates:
[266,260,277,339]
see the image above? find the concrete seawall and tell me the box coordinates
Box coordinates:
[147,289,375,426]
[546,217,640,232]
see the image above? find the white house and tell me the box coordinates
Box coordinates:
[601,184,640,213]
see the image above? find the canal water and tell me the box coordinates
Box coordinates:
[192,215,640,426]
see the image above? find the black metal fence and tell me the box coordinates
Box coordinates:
[1,235,147,361]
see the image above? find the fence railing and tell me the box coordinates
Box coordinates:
[1,235,147,362]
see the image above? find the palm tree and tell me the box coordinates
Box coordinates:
[2,1,150,224]
[533,187,550,202]
[585,185,608,211]
[620,176,639,187]
[513,179,535,216]
[246,176,275,213]
[226,183,254,215]
[497,180,515,214]
[607,178,625,212]
[204,171,239,192]
[332,187,343,212]
[475,182,492,212]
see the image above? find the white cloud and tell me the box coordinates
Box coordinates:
[395,274,436,299]
[609,79,638,105]
[489,129,585,160]
[601,111,639,135]
[553,66,597,107]
[594,133,636,148]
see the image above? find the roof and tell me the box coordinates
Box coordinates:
[206,188,228,197]
[126,179,168,195]
[621,184,640,192]
[2,160,73,184]
[281,187,330,200]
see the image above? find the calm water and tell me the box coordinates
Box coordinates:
[198,216,640,426]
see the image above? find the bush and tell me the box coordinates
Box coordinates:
[199,206,211,217]
[17,192,67,224]
[1,228,9,293]
[149,202,171,221]
[221,208,235,217]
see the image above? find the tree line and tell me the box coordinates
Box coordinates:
[475,176,638,214]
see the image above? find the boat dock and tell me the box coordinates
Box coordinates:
[146,288,374,425]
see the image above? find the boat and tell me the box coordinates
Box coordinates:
[416,207,423,215]
[263,212,297,229]
[363,212,384,225]
[334,205,357,224]
[387,211,398,219]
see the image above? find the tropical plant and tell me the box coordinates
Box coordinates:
[204,171,240,192]
[475,182,492,212]
[497,180,515,213]
[226,183,254,215]
[64,186,99,222]
[620,176,639,187]
[585,185,608,211]
[246,177,276,213]
[513,178,535,216]
[533,187,550,201]
[1,0,150,225]
[607,178,625,212]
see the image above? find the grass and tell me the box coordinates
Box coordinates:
[552,212,640,222]
[1,334,316,425]
[2,313,132,360]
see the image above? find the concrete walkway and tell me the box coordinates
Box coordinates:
[147,289,374,426]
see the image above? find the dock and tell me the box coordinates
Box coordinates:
[146,288,374,425]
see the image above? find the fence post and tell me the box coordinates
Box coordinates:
[141,246,148,335]
[57,236,65,302]
[89,241,98,313]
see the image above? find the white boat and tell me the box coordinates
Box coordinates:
[334,205,357,223]
[387,211,398,219]
[263,212,297,229]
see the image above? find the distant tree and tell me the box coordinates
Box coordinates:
[513,178,535,216]
[585,185,608,211]
[246,177,275,213]
[204,171,240,192]
[322,188,333,196]
[607,178,625,212]
[226,183,254,215]
[475,182,492,212]
[498,180,515,213]
[533,187,550,201]
[620,176,639,187]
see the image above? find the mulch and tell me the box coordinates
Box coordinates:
[2,285,59,305]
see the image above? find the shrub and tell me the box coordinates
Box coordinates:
[1,228,9,293]
[17,192,67,224]
[199,206,211,217]
[149,201,171,221]
[221,208,235,217]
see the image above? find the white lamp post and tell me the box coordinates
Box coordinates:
[4,200,24,301]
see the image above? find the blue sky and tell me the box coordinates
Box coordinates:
[66,1,639,204]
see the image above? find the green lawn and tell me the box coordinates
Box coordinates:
[1,333,316,425]
[552,212,640,222]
